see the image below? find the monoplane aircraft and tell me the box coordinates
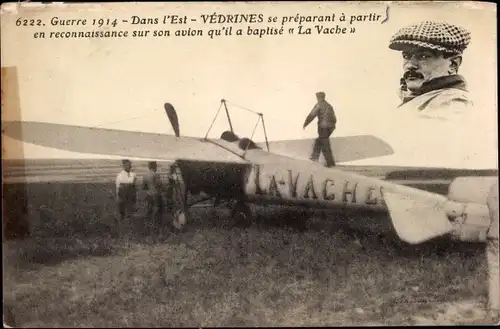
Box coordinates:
[2,99,498,245]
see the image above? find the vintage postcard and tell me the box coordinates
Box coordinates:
[1,1,498,327]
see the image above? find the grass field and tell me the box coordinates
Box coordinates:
[2,160,497,327]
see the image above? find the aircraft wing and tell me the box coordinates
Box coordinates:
[258,135,394,164]
[1,121,247,163]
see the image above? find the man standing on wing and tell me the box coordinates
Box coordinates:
[303,91,337,168]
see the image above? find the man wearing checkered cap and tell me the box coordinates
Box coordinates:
[391,21,499,320]
[389,21,473,113]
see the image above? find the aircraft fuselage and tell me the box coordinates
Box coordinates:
[171,134,497,244]
[176,136,442,209]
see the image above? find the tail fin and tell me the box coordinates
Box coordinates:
[384,191,453,244]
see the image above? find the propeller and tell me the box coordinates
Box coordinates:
[164,102,180,137]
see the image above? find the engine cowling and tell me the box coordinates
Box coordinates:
[445,176,498,242]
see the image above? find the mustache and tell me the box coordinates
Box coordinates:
[403,70,424,79]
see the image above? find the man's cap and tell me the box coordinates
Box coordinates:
[389,21,471,55]
[122,159,131,164]
[316,91,326,98]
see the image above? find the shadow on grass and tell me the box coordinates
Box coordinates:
[3,235,119,272]
[4,212,488,327]
[191,205,486,261]
[7,199,486,273]
[2,191,490,327]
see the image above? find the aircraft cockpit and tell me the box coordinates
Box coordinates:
[220,131,262,151]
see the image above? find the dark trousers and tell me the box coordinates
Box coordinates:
[146,194,164,223]
[310,126,336,167]
[115,185,137,237]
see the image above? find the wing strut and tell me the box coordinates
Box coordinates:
[205,99,271,152]
[225,100,271,152]
[259,113,270,152]
[243,113,270,153]
[204,101,224,140]
[222,99,234,133]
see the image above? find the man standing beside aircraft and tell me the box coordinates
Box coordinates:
[388,20,473,113]
[115,159,138,237]
[143,161,165,235]
[303,91,337,167]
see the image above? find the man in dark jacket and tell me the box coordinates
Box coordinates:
[303,91,337,167]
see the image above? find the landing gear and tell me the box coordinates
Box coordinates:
[167,162,256,230]
[231,201,254,227]
[167,163,189,231]
[172,209,187,230]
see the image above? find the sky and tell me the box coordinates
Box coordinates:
[1,1,498,169]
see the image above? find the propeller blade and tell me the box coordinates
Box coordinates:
[164,102,180,137]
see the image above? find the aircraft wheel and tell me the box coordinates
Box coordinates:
[172,208,188,230]
[168,162,189,230]
[231,202,253,227]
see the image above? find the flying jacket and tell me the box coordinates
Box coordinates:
[397,75,473,119]
[304,100,337,129]
[382,74,490,170]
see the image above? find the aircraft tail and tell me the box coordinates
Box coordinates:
[383,191,454,244]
